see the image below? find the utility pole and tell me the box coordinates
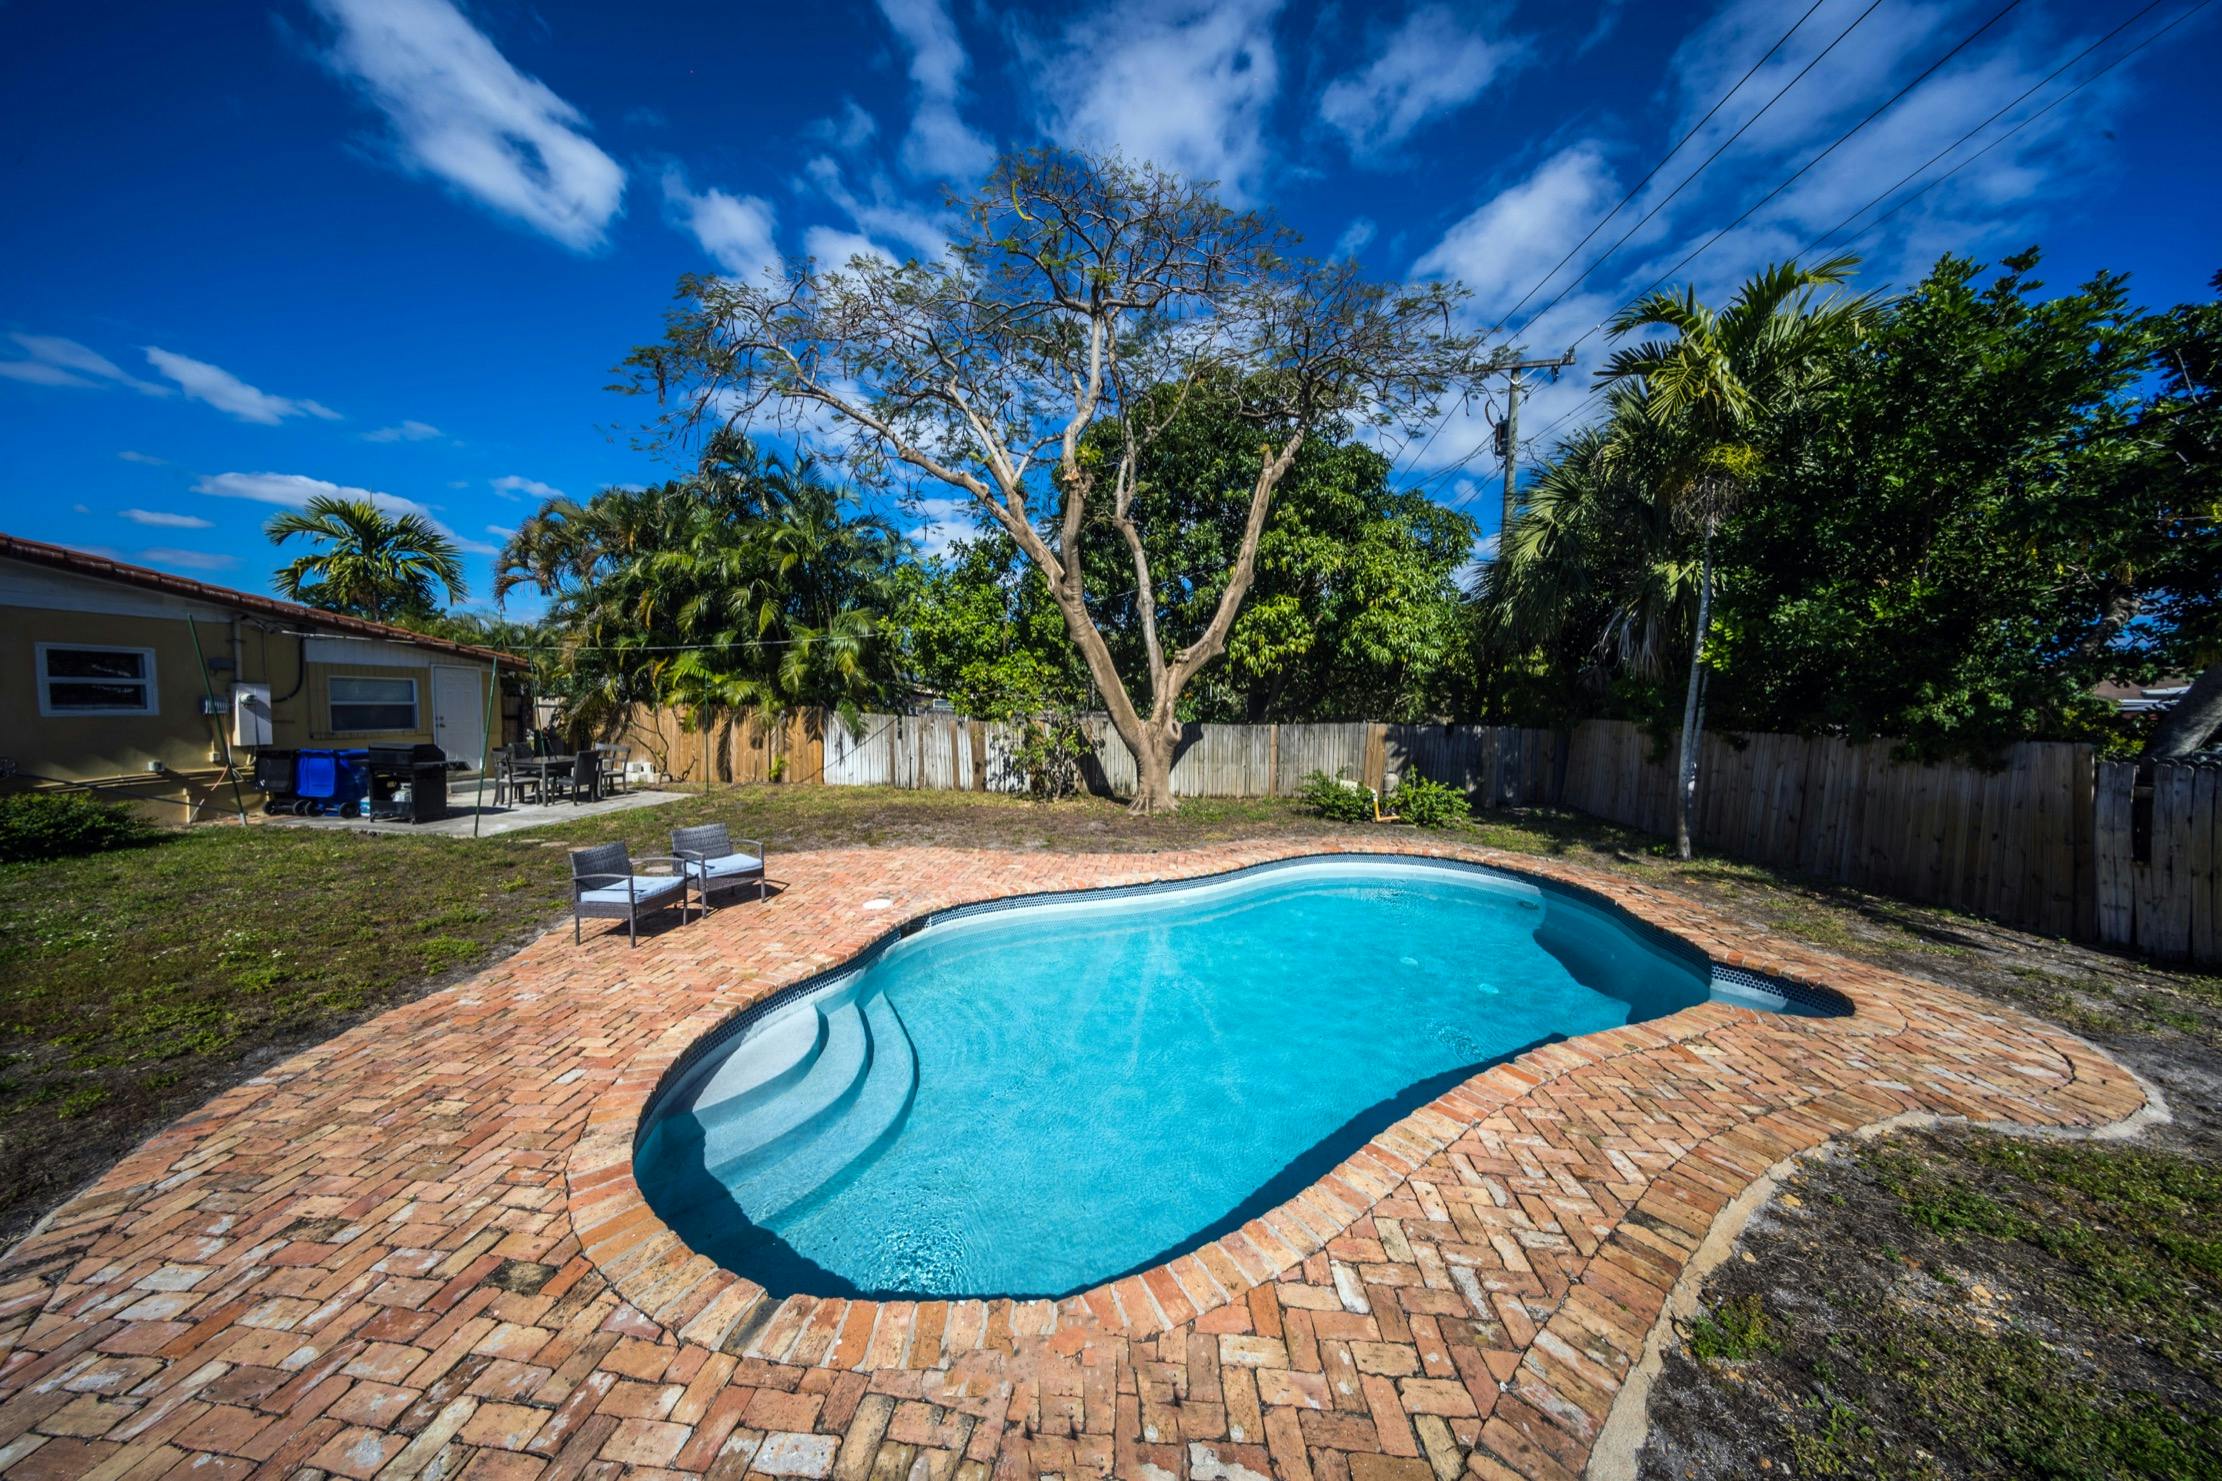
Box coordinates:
[1490,352,1577,544]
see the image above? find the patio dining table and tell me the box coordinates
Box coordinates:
[502,753,576,805]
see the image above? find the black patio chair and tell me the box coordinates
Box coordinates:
[568,748,602,806]
[568,842,691,945]
[671,823,768,908]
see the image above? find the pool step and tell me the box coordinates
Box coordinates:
[697,999,871,1177]
[738,989,920,1224]
[685,1002,828,1130]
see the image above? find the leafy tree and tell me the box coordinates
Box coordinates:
[266,495,466,621]
[1597,257,1868,856]
[496,435,906,755]
[622,149,1483,812]
[1707,252,2163,758]
[1489,251,2222,767]
[896,536,1084,720]
[1476,391,1695,727]
[2134,272,2222,758]
[1065,379,1480,722]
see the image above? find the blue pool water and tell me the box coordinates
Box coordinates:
[636,858,1767,1300]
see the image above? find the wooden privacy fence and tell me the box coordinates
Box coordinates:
[815,716,1565,802]
[611,707,823,786]
[620,704,2215,964]
[1560,722,2098,942]
[2095,761,2221,964]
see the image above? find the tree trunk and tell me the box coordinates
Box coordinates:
[1674,530,1715,861]
[1128,727,1180,815]
[2142,659,2222,761]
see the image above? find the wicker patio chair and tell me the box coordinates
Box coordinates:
[567,748,602,805]
[671,823,768,908]
[569,841,692,945]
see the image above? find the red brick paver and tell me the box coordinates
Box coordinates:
[0,842,2146,1479]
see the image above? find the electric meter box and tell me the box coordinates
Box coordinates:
[232,683,273,748]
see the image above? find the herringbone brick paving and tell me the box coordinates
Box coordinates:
[0,841,2145,1480]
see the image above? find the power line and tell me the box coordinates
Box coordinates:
[1519,0,2205,454]
[1503,0,1886,345]
[1392,0,1841,484]
[1800,0,2208,256]
[1567,0,2029,356]
[1485,0,1834,342]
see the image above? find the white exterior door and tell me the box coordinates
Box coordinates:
[431,666,485,765]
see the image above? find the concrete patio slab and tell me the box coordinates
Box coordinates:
[260,785,687,837]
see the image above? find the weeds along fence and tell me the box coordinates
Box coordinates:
[618,704,2215,964]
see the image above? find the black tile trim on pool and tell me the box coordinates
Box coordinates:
[633,851,1854,1150]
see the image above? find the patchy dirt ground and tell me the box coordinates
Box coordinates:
[1617,857,2222,1479]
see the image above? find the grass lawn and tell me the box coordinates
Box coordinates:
[3,783,2217,1474]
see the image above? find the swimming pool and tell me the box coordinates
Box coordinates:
[635,856,1805,1300]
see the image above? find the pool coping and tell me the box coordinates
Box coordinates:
[559,845,1910,1357]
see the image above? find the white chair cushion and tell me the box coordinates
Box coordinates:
[698,853,764,878]
[579,875,687,906]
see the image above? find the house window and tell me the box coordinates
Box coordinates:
[329,676,418,732]
[37,644,158,716]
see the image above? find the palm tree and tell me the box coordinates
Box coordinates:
[493,437,905,755]
[267,496,467,622]
[1483,392,1682,669]
[1598,256,1868,857]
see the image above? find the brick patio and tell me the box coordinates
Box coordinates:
[0,841,2147,1480]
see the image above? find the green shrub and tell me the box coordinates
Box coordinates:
[1299,770,1375,823]
[1007,711,1093,801]
[1389,773,1470,829]
[0,792,163,863]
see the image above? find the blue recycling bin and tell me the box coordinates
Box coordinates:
[293,749,373,815]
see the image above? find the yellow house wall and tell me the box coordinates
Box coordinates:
[2,589,501,822]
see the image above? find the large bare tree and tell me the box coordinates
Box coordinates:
[623,150,1485,812]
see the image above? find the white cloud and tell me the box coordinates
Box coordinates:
[0,360,99,389]
[492,474,565,501]
[307,0,625,250]
[141,548,238,572]
[197,470,433,515]
[485,523,516,539]
[118,450,166,465]
[807,99,879,154]
[662,168,783,281]
[1320,6,1523,157]
[1412,145,1619,320]
[1,334,170,395]
[1575,0,1626,58]
[804,226,893,270]
[120,509,214,528]
[1032,0,1283,200]
[143,348,344,425]
[365,419,443,442]
[1334,217,1377,258]
[799,156,951,264]
[875,0,994,179]
[909,496,981,560]
[194,470,500,556]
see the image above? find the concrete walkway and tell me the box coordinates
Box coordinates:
[262,787,686,838]
[0,841,2147,1480]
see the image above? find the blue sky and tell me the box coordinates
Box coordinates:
[4,0,2217,614]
